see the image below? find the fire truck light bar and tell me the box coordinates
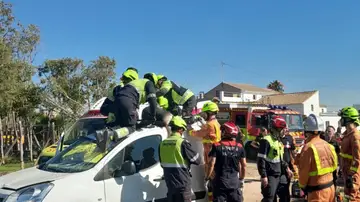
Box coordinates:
[268,105,288,110]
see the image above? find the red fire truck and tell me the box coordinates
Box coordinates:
[216,103,305,160]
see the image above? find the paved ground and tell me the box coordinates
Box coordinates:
[242,162,306,202]
[243,162,263,202]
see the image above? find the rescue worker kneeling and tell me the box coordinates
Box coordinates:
[100,67,138,127]
[205,121,247,202]
[338,107,360,202]
[257,115,293,202]
[297,114,337,202]
[159,116,201,202]
[156,75,196,117]
[110,73,158,140]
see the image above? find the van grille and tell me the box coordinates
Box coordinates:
[295,138,304,146]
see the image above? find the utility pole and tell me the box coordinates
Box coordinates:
[220,61,225,82]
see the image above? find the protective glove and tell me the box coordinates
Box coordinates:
[106,113,116,123]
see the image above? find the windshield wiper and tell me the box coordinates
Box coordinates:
[40,165,67,173]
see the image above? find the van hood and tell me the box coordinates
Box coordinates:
[0,167,71,190]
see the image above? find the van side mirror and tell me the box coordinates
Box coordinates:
[114,161,136,177]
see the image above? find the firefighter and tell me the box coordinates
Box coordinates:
[338,107,360,201]
[257,115,293,202]
[188,101,221,201]
[159,116,201,202]
[277,127,296,202]
[206,121,247,202]
[297,114,337,201]
[156,75,196,117]
[109,73,158,140]
[212,97,221,105]
[100,67,139,127]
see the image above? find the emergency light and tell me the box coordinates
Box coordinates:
[268,105,288,110]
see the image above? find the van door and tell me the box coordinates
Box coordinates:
[102,134,167,202]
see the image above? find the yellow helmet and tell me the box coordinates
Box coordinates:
[202,101,219,113]
[157,74,167,81]
[170,116,187,130]
[144,73,158,85]
[122,69,138,81]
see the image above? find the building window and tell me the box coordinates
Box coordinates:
[215,90,220,98]
[311,104,314,111]
[253,95,256,100]
[325,121,330,127]
[321,108,324,113]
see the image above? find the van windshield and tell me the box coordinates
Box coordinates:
[39,135,126,173]
[279,114,304,131]
[63,118,107,146]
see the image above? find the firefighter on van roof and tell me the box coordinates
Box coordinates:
[156,75,196,117]
[100,67,139,127]
[106,72,158,140]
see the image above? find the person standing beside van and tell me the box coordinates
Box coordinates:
[159,116,201,202]
[206,121,247,202]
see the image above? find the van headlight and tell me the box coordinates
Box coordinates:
[5,183,54,202]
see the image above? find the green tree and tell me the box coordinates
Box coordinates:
[84,56,116,102]
[38,58,87,119]
[267,80,284,93]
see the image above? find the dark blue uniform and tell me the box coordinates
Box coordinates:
[208,138,246,202]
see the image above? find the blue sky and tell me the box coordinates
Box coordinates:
[10,0,360,110]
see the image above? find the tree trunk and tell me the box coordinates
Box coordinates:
[19,120,24,169]
[33,132,41,148]
[29,125,33,162]
[0,118,4,164]
[51,122,55,144]
[12,112,18,152]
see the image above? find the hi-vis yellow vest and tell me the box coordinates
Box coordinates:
[128,79,151,104]
[159,133,189,168]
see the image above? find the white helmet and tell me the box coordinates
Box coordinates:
[304,114,325,132]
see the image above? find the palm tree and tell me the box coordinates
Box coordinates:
[267,80,284,93]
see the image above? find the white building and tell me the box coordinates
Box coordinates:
[202,82,279,103]
[257,90,341,129]
[257,90,321,116]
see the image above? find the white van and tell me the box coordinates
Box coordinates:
[0,99,208,202]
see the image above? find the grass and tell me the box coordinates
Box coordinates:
[0,162,34,174]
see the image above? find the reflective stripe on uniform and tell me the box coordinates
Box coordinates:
[257,153,281,163]
[172,89,194,105]
[147,93,156,99]
[340,152,353,159]
[308,144,338,176]
[340,152,358,172]
[190,153,199,163]
[160,163,188,168]
[257,135,284,163]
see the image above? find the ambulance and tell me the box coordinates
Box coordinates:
[0,98,208,202]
